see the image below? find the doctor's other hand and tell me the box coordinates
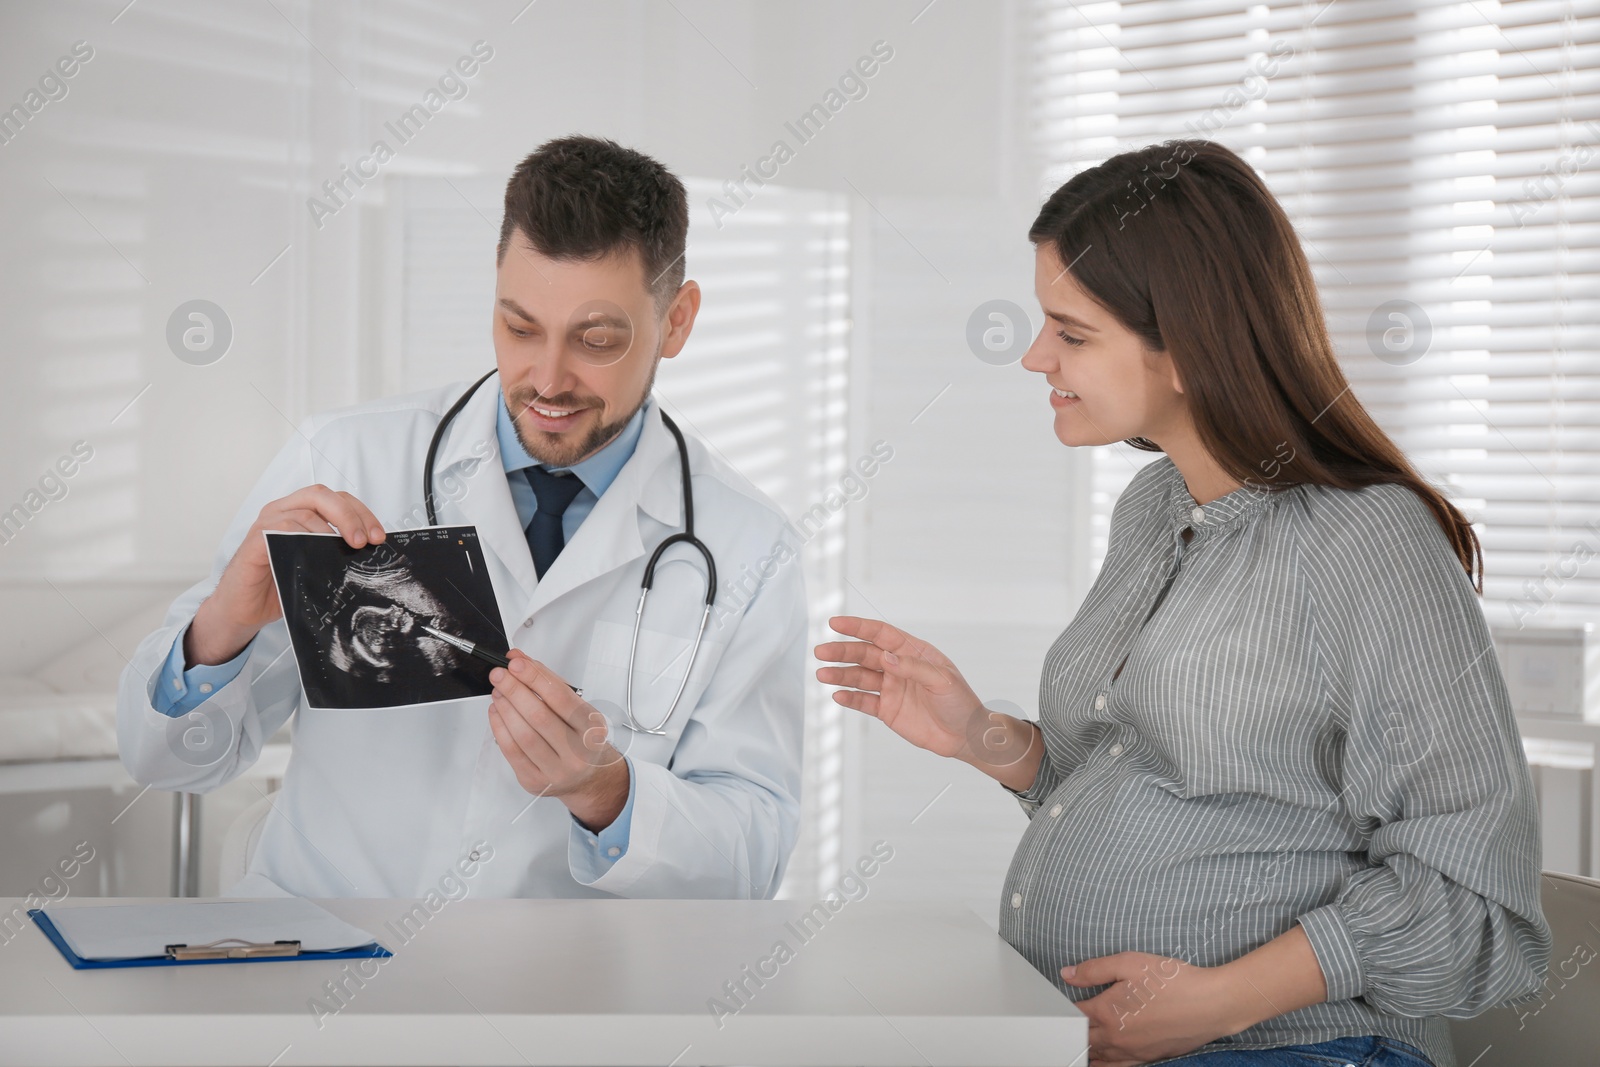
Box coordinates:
[188,485,387,667]
[488,650,630,833]
[815,616,1042,790]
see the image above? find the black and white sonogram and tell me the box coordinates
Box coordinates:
[263,526,510,710]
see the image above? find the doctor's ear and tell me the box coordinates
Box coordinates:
[657,280,701,361]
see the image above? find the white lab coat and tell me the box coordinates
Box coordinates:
[116,378,806,899]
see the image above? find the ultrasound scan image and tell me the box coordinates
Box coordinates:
[264,526,509,710]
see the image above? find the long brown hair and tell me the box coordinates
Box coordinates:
[1029,139,1482,592]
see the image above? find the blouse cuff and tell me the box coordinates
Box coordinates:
[1296,903,1366,1003]
[1003,749,1056,815]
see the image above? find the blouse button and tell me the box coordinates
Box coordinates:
[1109,743,1123,757]
[1010,892,1023,909]
[1190,506,1206,524]
[1093,693,1107,711]
[1048,803,1063,818]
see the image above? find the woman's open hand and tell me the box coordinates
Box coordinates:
[815,616,981,758]
[817,611,1049,773]
[816,616,1043,788]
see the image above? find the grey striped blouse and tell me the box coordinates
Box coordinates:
[1001,455,1550,1067]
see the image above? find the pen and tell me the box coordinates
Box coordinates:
[421,625,582,695]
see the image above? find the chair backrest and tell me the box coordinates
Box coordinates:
[216,791,278,893]
[1448,870,1600,1065]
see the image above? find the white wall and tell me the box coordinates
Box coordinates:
[0,0,1077,913]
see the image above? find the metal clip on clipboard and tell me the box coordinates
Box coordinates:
[164,938,303,961]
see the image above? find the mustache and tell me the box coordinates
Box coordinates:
[510,390,599,412]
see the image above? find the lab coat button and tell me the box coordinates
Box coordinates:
[468,849,481,862]
[1010,892,1022,909]
[1109,743,1123,757]
[1190,506,1206,524]
[1048,803,1063,818]
[1093,693,1107,711]
[523,617,535,629]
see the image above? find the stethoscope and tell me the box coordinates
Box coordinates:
[423,370,717,736]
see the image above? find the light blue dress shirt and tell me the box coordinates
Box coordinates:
[154,389,649,869]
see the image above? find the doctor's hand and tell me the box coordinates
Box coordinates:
[815,616,1041,789]
[189,485,387,667]
[487,650,630,832]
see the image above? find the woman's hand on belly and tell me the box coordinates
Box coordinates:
[1064,952,1243,1066]
[1062,925,1328,1067]
[815,615,1043,790]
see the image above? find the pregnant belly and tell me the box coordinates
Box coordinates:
[998,782,1353,996]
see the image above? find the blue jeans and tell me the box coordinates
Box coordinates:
[1158,1035,1435,1066]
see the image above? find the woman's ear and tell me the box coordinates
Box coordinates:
[1165,349,1186,395]
[1150,346,1186,395]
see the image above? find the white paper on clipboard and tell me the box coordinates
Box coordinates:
[44,898,383,961]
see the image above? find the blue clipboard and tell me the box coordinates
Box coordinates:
[29,909,393,970]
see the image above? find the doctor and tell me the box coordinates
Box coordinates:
[116,136,807,899]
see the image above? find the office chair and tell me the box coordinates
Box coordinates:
[1448,870,1600,1064]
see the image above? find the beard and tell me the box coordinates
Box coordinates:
[504,354,659,469]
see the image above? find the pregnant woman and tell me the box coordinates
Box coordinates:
[816,140,1549,1067]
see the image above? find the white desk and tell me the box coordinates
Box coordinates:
[0,897,1085,1066]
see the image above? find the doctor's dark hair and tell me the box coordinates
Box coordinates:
[1029,139,1482,591]
[498,135,688,309]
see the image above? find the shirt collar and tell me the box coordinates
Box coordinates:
[496,391,650,499]
[1159,456,1276,535]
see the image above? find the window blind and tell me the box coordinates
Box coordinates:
[657,182,852,899]
[1027,0,1599,629]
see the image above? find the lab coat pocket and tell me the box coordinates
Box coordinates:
[581,619,707,763]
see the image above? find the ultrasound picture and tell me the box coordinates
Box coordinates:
[264,526,510,710]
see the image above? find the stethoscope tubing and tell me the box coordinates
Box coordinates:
[423,371,717,736]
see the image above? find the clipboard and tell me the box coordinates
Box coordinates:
[29,908,393,970]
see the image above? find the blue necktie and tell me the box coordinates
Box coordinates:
[524,467,587,579]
